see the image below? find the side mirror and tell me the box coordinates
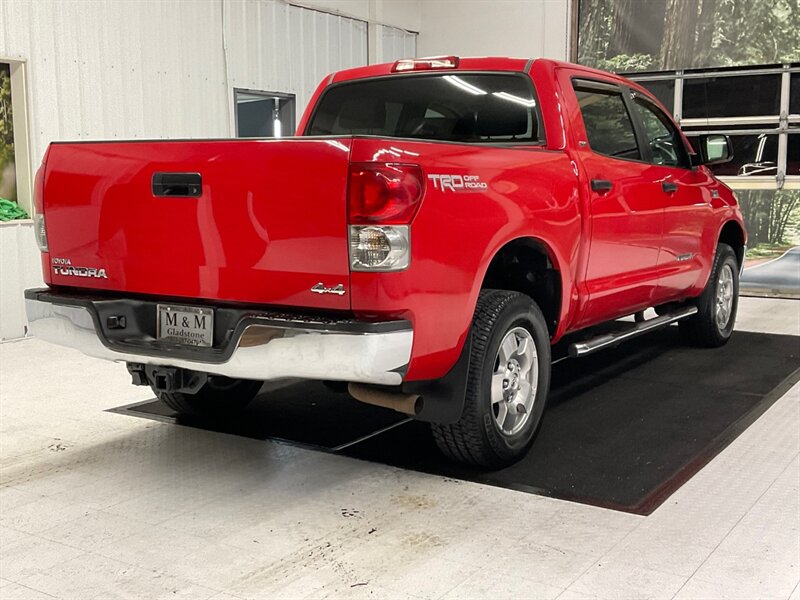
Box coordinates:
[692,134,734,167]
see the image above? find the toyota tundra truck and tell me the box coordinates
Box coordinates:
[25,57,746,468]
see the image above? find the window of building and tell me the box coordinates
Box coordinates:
[627,65,799,190]
[638,79,675,113]
[788,134,799,177]
[0,63,15,206]
[234,90,296,138]
[0,59,32,220]
[572,82,640,160]
[682,74,782,119]
[686,133,779,177]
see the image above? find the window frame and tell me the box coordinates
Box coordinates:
[303,70,548,147]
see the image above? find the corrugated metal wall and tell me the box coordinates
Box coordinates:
[223,0,368,126]
[0,0,377,169]
[0,222,43,339]
[379,25,418,62]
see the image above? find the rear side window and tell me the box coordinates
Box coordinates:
[306,73,543,144]
[573,81,640,161]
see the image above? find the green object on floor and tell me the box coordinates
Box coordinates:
[0,197,28,221]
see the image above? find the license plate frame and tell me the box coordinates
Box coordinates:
[157,304,214,348]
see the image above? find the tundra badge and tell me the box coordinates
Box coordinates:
[51,258,108,279]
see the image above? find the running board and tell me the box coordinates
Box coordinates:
[568,306,698,358]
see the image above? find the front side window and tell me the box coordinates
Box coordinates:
[307,73,542,144]
[631,96,689,168]
[572,81,640,160]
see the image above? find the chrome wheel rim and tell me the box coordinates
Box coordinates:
[491,327,538,436]
[715,264,735,330]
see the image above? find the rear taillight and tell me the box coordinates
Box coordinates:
[349,226,410,271]
[348,163,423,225]
[348,163,423,272]
[33,158,48,252]
[392,56,459,72]
[34,213,48,252]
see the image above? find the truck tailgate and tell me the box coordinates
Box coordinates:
[41,139,352,310]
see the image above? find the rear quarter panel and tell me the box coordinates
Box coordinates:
[348,138,581,381]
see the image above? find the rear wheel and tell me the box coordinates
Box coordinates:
[432,290,551,469]
[155,376,262,419]
[680,243,739,347]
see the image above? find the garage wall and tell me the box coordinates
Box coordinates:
[0,0,399,169]
[0,221,43,340]
[0,0,412,340]
[379,25,419,62]
[417,0,570,60]
[224,0,368,127]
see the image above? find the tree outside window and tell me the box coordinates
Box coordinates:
[0,63,17,206]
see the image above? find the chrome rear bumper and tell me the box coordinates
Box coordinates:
[24,290,412,386]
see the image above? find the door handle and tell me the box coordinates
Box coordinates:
[591,179,613,193]
[152,172,202,197]
[662,181,679,194]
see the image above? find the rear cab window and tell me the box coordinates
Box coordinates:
[306,72,544,145]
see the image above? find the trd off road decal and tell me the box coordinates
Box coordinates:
[427,174,488,192]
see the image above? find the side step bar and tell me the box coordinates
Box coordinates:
[568,306,698,358]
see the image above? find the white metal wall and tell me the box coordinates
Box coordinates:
[418,0,570,61]
[224,0,368,127]
[379,25,418,62]
[0,0,373,169]
[0,221,43,340]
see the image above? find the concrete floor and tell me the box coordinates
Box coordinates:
[1,296,798,600]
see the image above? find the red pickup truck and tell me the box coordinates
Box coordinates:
[26,57,745,468]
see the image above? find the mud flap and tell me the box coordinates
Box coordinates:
[402,337,472,425]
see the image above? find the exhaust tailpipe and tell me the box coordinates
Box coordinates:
[348,383,420,416]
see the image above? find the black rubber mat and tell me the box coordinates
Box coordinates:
[112,328,800,515]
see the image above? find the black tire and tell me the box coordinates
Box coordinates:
[679,243,739,347]
[431,290,551,469]
[155,376,262,419]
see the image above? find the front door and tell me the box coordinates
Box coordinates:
[568,78,664,327]
[628,94,711,301]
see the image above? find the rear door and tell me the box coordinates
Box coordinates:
[566,78,663,327]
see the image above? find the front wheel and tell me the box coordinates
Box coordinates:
[432,290,551,469]
[680,243,740,347]
[154,376,263,419]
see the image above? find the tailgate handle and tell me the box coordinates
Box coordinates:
[152,172,202,197]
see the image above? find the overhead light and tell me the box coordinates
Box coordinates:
[273,98,282,138]
[443,75,487,95]
[492,92,537,107]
